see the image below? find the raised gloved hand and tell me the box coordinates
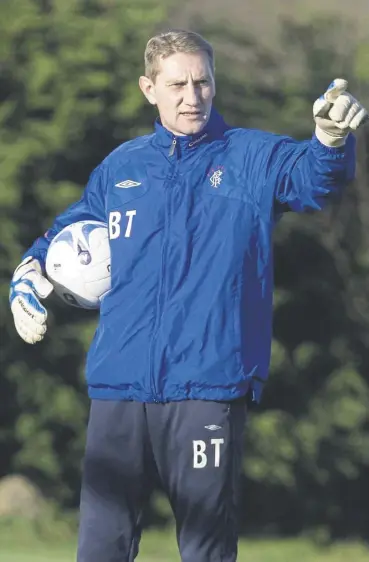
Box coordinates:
[313,78,368,147]
[9,256,54,344]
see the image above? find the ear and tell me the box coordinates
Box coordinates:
[139,75,157,106]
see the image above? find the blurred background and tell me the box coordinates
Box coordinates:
[1,1,369,560]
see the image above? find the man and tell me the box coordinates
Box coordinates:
[9,29,368,562]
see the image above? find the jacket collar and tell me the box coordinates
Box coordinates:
[153,107,228,152]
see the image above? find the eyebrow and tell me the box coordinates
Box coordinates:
[166,76,209,86]
[166,79,187,85]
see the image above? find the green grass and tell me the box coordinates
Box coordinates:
[0,527,368,562]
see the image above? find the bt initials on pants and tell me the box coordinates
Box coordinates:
[193,439,224,468]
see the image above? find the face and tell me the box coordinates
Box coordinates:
[139,51,215,136]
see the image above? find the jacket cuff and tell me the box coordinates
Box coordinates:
[311,132,349,157]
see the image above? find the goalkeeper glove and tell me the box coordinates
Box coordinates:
[9,256,54,344]
[313,78,368,147]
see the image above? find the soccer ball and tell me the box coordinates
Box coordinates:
[45,220,111,309]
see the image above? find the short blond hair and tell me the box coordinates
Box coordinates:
[144,29,214,82]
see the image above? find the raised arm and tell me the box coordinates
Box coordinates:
[270,79,366,214]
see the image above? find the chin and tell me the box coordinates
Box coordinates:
[182,121,206,136]
[166,114,209,137]
[183,127,202,136]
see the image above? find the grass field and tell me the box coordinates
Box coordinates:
[0,528,368,562]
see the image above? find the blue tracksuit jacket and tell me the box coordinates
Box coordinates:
[24,109,356,403]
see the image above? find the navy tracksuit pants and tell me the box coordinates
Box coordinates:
[77,398,247,562]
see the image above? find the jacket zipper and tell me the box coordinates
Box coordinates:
[168,138,177,156]
[149,137,178,401]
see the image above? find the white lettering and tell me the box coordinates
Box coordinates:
[192,438,225,468]
[125,210,136,238]
[193,440,207,469]
[211,438,224,468]
[109,211,121,239]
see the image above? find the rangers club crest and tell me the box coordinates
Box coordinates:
[208,165,224,188]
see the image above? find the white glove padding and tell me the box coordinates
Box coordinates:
[9,256,54,344]
[313,78,368,147]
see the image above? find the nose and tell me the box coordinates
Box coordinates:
[183,83,200,106]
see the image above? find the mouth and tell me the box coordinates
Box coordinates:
[180,111,203,118]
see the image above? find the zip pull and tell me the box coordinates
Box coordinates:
[168,138,177,157]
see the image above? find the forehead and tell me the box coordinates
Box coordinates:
[156,51,212,81]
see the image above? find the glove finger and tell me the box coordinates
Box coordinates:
[334,102,361,130]
[13,321,45,346]
[315,117,345,139]
[314,79,349,118]
[14,319,44,344]
[17,315,47,336]
[13,321,33,344]
[15,313,47,338]
[328,93,353,123]
[323,78,348,103]
[27,270,54,299]
[313,97,332,118]
[349,107,369,130]
[11,294,48,325]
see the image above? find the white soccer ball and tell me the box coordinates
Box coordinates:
[45,220,111,309]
